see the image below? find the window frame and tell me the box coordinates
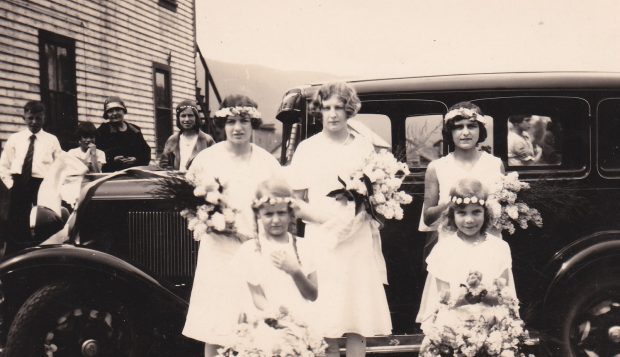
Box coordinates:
[158,0,177,11]
[152,62,173,154]
[596,97,620,178]
[38,29,77,150]
[471,95,591,179]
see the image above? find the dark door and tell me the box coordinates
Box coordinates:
[38,30,77,150]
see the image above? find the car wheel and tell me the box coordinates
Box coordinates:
[5,281,140,357]
[550,275,620,357]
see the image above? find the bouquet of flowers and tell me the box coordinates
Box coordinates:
[487,172,543,235]
[153,172,239,241]
[217,306,327,357]
[327,149,413,224]
[420,272,534,357]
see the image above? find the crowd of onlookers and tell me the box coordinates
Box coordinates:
[0,96,214,254]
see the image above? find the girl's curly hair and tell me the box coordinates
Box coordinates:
[310,82,361,120]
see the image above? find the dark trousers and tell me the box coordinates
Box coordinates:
[4,175,43,254]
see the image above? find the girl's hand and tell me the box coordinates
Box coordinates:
[271,250,301,275]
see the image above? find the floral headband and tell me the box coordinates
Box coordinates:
[444,107,487,125]
[449,194,486,206]
[214,106,262,119]
[252,196,293,209]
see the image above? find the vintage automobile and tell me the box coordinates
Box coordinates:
[1,71,620,356]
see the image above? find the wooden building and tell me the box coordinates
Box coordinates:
[0,0,199,159]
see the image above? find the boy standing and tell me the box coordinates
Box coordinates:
[67,122,106,173]
[0,101,62,249]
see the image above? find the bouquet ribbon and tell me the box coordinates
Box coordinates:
[327,175,385,229]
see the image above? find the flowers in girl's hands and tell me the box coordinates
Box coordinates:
[420,271,534,357]
[328,149,413,224]
[154,171,239,241]
[488,172,543,235]
[217,306,327,357]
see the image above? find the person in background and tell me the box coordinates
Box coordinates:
[67,121,106,173]
[507,114,541,166]
[96,96,151,172]
[0,100,62,252]
[159,100,215,171]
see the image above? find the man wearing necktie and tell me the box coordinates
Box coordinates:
[0,101,62,252]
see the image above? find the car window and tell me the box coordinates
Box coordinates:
[473,97,589,175]
[597,98,620,176]
[350,114,392,149]
[405,114,443,167]
[359,99,448,171]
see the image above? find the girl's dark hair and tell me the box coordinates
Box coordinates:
[442,101,488,150]
[442,178,492,234]
[213,94,262,129]
[175,100,202,132]
[508,114,530,125]
[309,82,361,121]
[75,121,97,138]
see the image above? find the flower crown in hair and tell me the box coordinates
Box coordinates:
[449,194,486,206]
[444,107,487,125]
[177,105,198,112]
[252,196,293,209]
[214,106,261,119]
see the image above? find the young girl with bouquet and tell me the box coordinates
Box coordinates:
[419,177,517,325]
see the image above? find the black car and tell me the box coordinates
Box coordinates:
[2,71,620,356]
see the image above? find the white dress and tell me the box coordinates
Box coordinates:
[288,131,392,337]
[233,234,317,324]
[182,142,280,345]
[416,151,505,322]
[417,232,517,323]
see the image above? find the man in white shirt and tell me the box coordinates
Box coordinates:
[0,101,62,251]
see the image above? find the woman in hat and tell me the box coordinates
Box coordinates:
[96,95,151,172]
[159,100,215,171]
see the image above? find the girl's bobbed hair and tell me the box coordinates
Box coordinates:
[442,101,488,150]
[213,94,262,129]
[175,100,202,132]
[442,178,493,234]
[310,82,361,120]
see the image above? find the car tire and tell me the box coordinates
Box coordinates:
[4,281,141,357]
[548,274,620,357]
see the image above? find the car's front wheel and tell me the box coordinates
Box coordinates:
[5,281,140,357]
[550,274,620,357]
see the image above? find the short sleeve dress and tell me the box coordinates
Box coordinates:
[234,234,317,323]
[182,142,280,345]
[288,131,392,338]
[416,151,505,322]
[417,232,516,323]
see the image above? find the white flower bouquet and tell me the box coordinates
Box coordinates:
[487,172,543,235]
[420,272,534,357]
[217,306,327,357]
[327,149,413,224]
[153,172,239,241]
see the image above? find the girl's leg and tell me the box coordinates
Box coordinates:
[204,343,220,357]
[324,337,340,357]
[345,333,366,357]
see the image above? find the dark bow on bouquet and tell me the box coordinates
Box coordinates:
[327,174,384,227]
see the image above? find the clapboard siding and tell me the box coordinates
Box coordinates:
[0,0,197,159]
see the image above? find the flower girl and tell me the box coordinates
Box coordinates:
[234,176,318,320]
[418,177,517,323]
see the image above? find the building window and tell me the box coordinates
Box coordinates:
[158,0,177,11]
[38,30,77,150]
[153,63,172,154]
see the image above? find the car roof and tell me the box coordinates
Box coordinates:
[300,71,620,96]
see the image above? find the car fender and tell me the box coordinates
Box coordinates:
[0,244,187,313]
[542,230,620,306]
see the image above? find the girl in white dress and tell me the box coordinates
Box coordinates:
[182,95,280,357]
[419,178,517,325]
[234,176,318,323]
[289,83,391,357]
[417,101,505,323]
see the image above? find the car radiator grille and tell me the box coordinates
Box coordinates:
[127,211,199,281]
